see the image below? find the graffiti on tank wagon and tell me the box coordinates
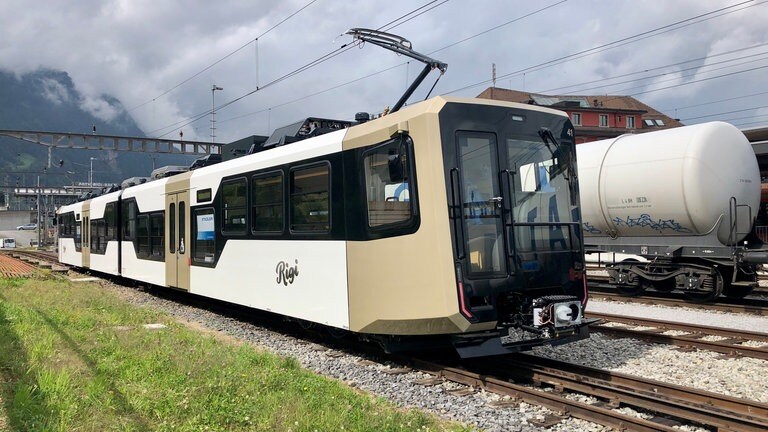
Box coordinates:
[582,222,602,234]
[612,214,692,233]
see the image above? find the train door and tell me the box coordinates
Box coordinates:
[457,132,508,281]
[165,191,190,290]
[81,208,90,267]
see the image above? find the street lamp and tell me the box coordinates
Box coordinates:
[211,84,223,143]
[89,157,95,187]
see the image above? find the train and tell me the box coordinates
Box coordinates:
[578,121,768,301]
[57,95,592,358]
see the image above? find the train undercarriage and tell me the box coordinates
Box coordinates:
[604,258,758,302]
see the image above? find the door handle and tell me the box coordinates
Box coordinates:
[489,196,503,208]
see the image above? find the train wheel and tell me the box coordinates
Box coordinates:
[615,281,645,296]
[683,271,723,302]
[609,262,644,296]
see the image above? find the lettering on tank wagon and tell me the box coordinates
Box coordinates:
[276,259,299,286]
[582,222,602,234]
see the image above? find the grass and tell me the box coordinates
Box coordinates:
[0,277,469,432]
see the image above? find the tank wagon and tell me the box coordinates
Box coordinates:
[578,121,767,301]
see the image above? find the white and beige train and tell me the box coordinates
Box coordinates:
[58,96,590,358]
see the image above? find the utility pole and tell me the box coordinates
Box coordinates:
[211,84,223,143]
[36,176,41,250]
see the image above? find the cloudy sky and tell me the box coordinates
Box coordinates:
[1,0,767,142]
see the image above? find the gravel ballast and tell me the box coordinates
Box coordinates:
[104,281,765,431]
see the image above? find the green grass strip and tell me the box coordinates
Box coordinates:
[0,278,469,432]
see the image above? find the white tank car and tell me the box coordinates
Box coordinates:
[577,121,765,301]
[578,121,760,245]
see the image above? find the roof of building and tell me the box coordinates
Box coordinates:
[477,87,684,128]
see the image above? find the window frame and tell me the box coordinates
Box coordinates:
[192,206,216,266]
[361,136,418,232]
[598,114,609,127]
[251,170,285,234]
[571,112,582,126]
[289,162,331,234]
[626,115,636,129]
[221,177,248,236]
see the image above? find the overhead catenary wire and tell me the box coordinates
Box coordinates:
[127,0,320,113]
[150,0,450,137]
[217,0,568,126]
[443,0,763,96]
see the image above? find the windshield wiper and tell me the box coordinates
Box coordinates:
[537,127,559,157]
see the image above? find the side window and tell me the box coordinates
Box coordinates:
[222,178,247,234]
[251,171,284,233]
[169,203,176,254]
[290,164,330,233]
[90,219,97,250]
[363,137,415,228]
[136,215,149,257]
[150,213,164,258]
[123,200,137,241]
[193,207,216,264]
[75,216,82,250]
[104,203,117,241]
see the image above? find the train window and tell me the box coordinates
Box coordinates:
[193,207,216,265]
[90,219,107,254]
[222,178,247,235]
[290,164,330,233]
[251,172,284,233]
[169,203,176,254]
[150,213,165,258]
[105,203,117,242]
[197,188,212,203]
[137,215,149,257]
[179,202,186,254]
[122,200,137,241]
[363,138,415,228]
[75,219,82,250]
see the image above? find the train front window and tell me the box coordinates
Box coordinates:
[507,138,575,254]
[507,138,574,224]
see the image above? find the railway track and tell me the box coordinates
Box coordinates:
[10,256,768,430]
[588,289,768,316]
[404,353,768,432]
[587,311,768,360]
[0,249,69,278]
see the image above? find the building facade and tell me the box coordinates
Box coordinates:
[477,87,683,144]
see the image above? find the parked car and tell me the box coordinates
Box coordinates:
[1,238,16,249]
[16,223,37,230]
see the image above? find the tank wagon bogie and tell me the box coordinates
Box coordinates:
[58,96,592,358]
[579,121,767,301]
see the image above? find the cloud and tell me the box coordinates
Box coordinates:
[1,0,767,139]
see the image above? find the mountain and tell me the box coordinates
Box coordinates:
[0,68,195,188]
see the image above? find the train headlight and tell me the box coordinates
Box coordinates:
[532,296,583,328]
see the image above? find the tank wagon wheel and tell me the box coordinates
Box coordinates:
[608,259,645,296]
[683,270,724,303]
[615,281,645,296]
